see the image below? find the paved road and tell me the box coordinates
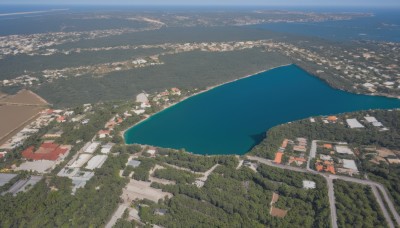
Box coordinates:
[326,177,338,228]
[105,204,127,228]
[247,155,400,227]
[330,174,400,226]
[307,140,318,172]
[371,185,395,228]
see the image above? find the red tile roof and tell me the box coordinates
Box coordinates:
[22,143,68,161]
[274,152,284,164]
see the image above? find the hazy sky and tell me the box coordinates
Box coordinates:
[1,0,399,6]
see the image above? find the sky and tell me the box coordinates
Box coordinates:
[1,0,399,7]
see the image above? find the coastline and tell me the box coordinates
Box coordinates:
[122,63,292,142]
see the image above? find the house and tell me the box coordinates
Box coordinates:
[320,154,332,161]
[323,144,333,149]
[281,139,288,148]
[56,116,66,123]
[98,130,111,139]
[325,165,335,174]
[327,116,338,122]
[133,109,145,115]
[274,152,283,164]
[288,156,306,166]
[171,88,181,96]
[146,148,157,157]
[293,145,307,152]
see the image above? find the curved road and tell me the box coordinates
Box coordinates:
[247,155,399,228]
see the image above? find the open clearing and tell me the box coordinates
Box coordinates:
[0,105,43,143]
[0,90,48,144]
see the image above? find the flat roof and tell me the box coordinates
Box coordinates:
[0,173,17,187]
[335,145,354,155]
[127,159,141,168]
[346,119,365,129]
[15,160,56,173]
[343,159,358,171]
[84,142,100,154]
[85,155,108,170]
[303,180,316,189]
[69,154,93,168]
[364,116,378,123]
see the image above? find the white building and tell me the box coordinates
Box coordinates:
[346,119,365,129]
[302,180,316,189]
[335,145,354,155]
[84,142,100,154]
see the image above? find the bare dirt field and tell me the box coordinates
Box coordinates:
[122,179,172,203]
[0,90,48,145]
[0,105,43,143]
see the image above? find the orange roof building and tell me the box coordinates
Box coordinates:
[274,152,284,164]
[325,165,336,174]
[323,144,333,149]
[289,156,307,165]
[327,116,338,122]
[316,164,324,172]
[22,143,69,161]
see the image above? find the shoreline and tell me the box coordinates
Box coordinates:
[121,63,292,142]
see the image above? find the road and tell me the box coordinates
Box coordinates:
[105,204,127,228]
[371,186,395,228]
[247,155,400,228]
[326,177,338,228]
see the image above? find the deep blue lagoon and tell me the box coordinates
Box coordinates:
[125,65,400,155]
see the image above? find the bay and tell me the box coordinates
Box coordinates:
[125,64,400,155]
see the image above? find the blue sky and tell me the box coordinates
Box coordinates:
[1,0,399,6]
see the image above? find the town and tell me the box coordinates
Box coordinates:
[1,86,400,227]
[2,39,399,99]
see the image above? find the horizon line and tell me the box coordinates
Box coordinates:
[0,3,399,7]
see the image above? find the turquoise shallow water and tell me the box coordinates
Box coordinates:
[125,65,400,155]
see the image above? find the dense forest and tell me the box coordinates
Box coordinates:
[0,154,129,227]
[131,161,330,227]
[334,179,387,228]
[361,159,400,212]
[33,49,289,107]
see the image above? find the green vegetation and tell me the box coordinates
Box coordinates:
[334,179,387,228]
[156,149,237,172]
[132,158,156,181]
[153,167,200,184]
[361,161,400,212]
[250,110,400,159]
[142,162,330,227]
[0,154,129,227]
[34,49,289,107]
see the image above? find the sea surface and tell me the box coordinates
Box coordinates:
[253,8,400,42]
[125,65,400,155]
